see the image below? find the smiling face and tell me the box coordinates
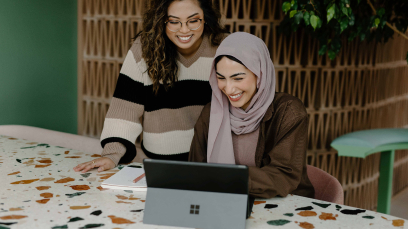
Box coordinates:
[166,0,205,58]
[216,56,258,110]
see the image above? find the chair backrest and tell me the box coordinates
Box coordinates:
[307,165,344,205]
[0,125,102,155]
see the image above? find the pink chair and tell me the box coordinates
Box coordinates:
[307,165,344,204]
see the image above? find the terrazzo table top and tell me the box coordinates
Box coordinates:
[0,135,406,229]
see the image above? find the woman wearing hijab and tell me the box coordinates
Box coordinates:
[189,32,315,199]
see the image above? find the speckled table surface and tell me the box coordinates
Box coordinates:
[0,135,406,229]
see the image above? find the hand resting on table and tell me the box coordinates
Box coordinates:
[73,157,115,173]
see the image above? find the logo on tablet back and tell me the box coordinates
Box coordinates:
[190,205,200,215]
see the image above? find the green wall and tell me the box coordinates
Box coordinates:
[0,1,77,134]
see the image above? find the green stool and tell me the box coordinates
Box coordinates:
[331,128,408,214]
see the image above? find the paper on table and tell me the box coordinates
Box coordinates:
[101,166,147,191]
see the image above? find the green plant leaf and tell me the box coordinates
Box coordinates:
[349,13,355,26]
[374,18,380,27]
[319,45,327,56]
[327,4,335,23]
[341,4,349,16]
[317,17,323,29]
[328,49,336,60]
[331,38,342,53]
[290,10,298,18]
[303,11,310,26]
[282,2,291,13]
[294,12,303,25]
[341,17,349,32]
[380,19,386,28]
[377,8,385,17]
[310,15,319,30]
[291,0,298,10]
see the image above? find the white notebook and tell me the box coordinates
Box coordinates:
[101,166,147,191]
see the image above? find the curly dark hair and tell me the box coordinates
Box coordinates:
[136,0,226,94]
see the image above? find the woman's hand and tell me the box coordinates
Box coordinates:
[73,157,116,173]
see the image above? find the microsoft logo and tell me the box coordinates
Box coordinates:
[190,205,200,215]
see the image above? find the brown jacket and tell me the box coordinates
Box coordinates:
[189,92,315,199]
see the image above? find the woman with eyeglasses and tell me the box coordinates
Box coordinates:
[74,0,228,173]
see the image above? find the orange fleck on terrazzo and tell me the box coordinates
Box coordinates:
[253,201,266,205]
[108,215,135,224]
[11,179,40,184]
[37,152,47,155]
[298,222,315,229]
[129,195,139,200]
[36,199,50,204]
[70,206,91,210]
[91,154,102,157]
[116,201,133,204]
[9,208,23,211]
[98,173,116,180]
[54,177,75,183]
[70,185,90,191]
[37,159,52,163]
[393,219,404,227]
[382,216,388,220]
[40,177,55,182]
[56,195,60,197]
[65,151,70,154]
[65,156,81,158]
[96,186,109,191]
[319,212,337,220]
[40,193,53,198]
[298,211,317,217]
[0,215,27,220]
[8,171,20,175]
[8,138,17,140]
[140,200,145,202]
[116,195,128,200]
[23,159,35,165]
[26,142,37,145]
[35,164,52,168]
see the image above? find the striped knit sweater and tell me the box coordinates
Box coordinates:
[100,35,220,165]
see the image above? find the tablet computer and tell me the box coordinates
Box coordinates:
[143,159,250,229]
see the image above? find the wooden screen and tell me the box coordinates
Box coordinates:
[77,0,408,210]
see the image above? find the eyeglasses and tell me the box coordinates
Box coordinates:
[165,18,203,32]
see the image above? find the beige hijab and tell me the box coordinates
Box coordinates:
[207,32,276,164]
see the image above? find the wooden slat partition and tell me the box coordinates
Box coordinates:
[77,0,408,211]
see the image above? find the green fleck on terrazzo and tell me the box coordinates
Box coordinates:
[0,225,10,229]
[52,225,68,229]
[20,146,36,149]
[267,219,291,226]
[80,173,91,178]
[362,216,375,219]
[68,217,84,223]
[79,224,105,228]
[284,213,294,217]
[312,202,331,208]
[37,144,50,148]
[118,165,124,170]
[66,192,86,198]
[54,154,61,156]
[124,190,133,193]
